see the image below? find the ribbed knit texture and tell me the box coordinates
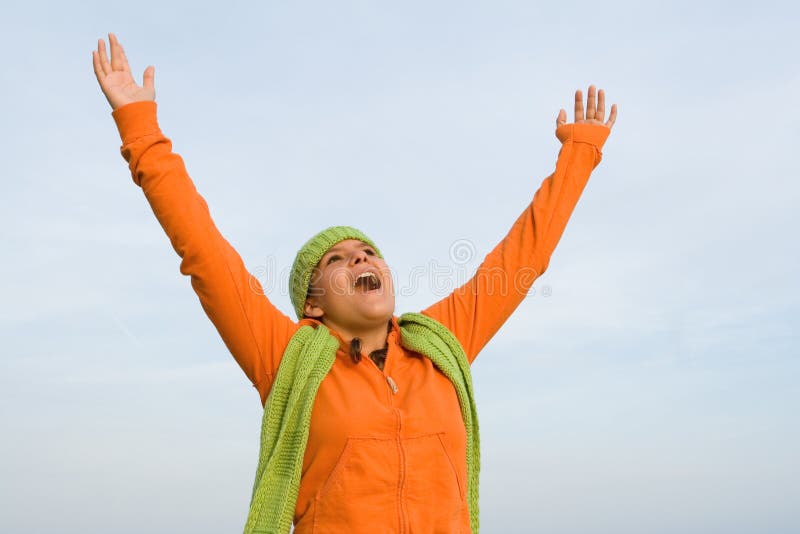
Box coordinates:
[398,312,481,534]
[242,325,340,534]
[288,226,383,319]
[243,312,481,534]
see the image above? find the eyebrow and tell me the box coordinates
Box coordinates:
[323,242,373,257]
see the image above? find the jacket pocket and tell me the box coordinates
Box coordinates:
[403,432,468,533]
[313,437,399,534]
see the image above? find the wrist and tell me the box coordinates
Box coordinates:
[556,123,611,149]
[111,101,160,144]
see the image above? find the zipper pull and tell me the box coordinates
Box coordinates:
[386,375,398,394]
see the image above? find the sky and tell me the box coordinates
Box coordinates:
[1,1,798,532]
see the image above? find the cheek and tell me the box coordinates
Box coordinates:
[378,265,395,295]
[379,262,393,280]
[324,267,352,296]
[386,278,396,297]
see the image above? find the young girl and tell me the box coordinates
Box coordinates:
[93,33,617,534]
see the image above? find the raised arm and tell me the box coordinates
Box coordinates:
[93,34,297,403]
[421,86,617,363]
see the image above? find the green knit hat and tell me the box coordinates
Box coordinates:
[289,226,383,319]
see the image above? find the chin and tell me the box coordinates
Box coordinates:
[361,301,395,323]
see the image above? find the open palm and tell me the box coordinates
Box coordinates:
[557,85,617,130]
[92,33,155,110]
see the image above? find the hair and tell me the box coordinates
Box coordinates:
[347,319,392,368]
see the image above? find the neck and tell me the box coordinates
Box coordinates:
[323,317,391,355]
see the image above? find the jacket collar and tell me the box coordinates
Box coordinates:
[298,316,400,354]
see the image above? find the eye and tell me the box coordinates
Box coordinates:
[365,248,375,256]
[326,255,341,264]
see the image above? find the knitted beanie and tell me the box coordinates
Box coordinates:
[289,226,383,319]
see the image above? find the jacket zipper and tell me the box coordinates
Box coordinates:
[386,375,398,394]
[366,351,407,532]
[395,407,407,533]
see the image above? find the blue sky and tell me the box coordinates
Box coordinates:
[1,1,798,532]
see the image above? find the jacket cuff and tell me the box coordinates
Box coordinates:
[556,123,611,148]
[111,101,160,144]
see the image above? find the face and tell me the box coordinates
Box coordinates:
[304,239,396,330]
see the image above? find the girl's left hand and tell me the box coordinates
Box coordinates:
[557,85,617,130]
[92,33,155,111]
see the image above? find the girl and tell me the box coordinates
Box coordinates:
[93,32,617,534]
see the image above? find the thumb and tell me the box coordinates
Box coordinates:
[556,108,567,128]
[142,65,155,91]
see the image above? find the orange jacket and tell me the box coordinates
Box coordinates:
[112,101,609,533]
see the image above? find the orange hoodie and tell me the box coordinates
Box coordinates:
[112,100,609,533]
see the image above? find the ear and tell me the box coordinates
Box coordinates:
[304,298,324,319]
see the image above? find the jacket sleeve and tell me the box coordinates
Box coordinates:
[112,100,298,404]
[420,123,611,364]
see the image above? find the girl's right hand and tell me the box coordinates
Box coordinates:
[92,33,155,111]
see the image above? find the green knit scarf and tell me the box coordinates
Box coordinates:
[243,312,480,534]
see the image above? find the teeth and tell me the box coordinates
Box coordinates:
[354,272,380,289]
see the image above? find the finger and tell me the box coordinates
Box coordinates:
[574,89,584,122]
[117,41,132,73]
[142,65,155,91]
[605,104,618,129]
[92,50,106,85]
[585,85,596,120]
[596,88,606,123]
[118,46,132,73]
[556,108,567,128]
[108,33,120,71]
[97,38,111,76]
[109,33,129,72]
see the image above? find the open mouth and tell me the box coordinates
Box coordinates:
[353,271,382,292]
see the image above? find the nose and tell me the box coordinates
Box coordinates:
[350,249,369,265]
